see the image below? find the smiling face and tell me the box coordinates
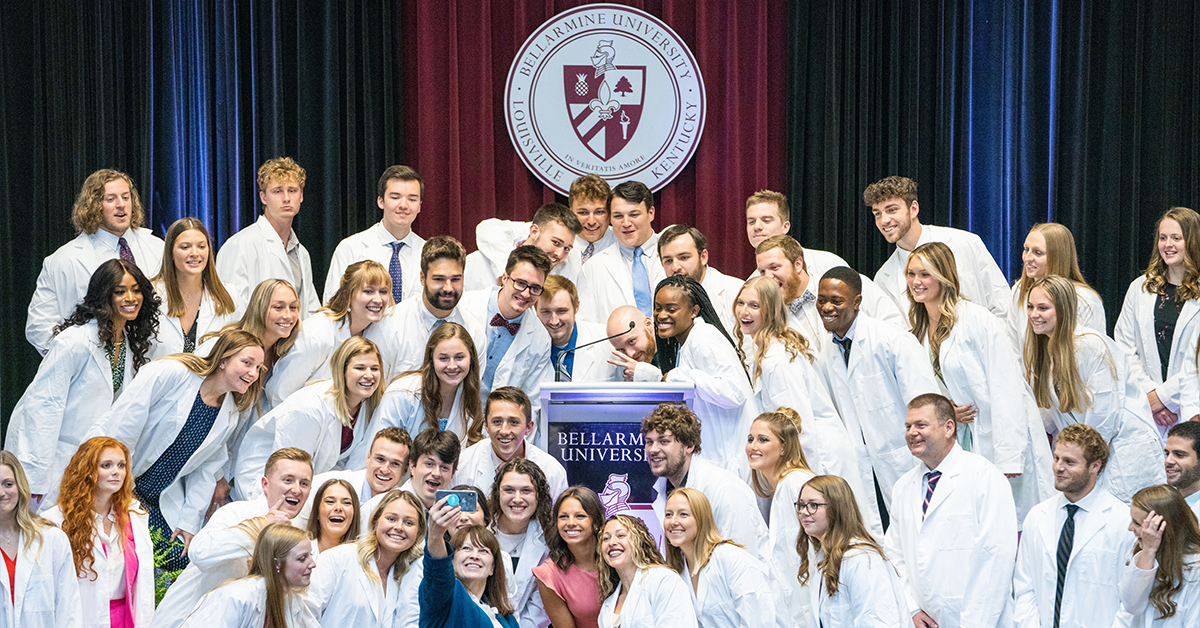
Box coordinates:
[486,400,533,461]
[745,202,790,249]
[318,484,355,541]
[261,460,313,519]
[1128,506,1151,542]
[263,285,300,345]
[378,178,422,235]
[1159,217,1186,272]
[537,289,577,346]
[281,542,316,587]
[756,247,804,302]
[343,353,382,406]
[1022,230,1049,280]
[609,317,655,363]
[734,285,763,337]
[797,485,829,540]
[526,222,575,269]
[218,346,265,395]
[817,278,860,337]
[350,284,388,326]
[1052,441,1098,499]
[1026,286,1058,336]
[171,229,210,279]
[870,197,917,244]
[422,258,465,316]
[453,504,486,533]
[376,498,421,555]
[432,337,471,388]
[609,198,655,248]
[662,492,698,550]
[499,261,546,319]
[572,197,610,243]
[454,533,496,585]
[111,272,144,325]
[100,179,133,236]
[365,439,409,496]
[498,471,538,528]
[745,420,783,474]
[905,255,942,304]
[600,519,634,570]
[904,404,954,468]
[408,453,454,507]
[644,429,692,481]
[556,497,594,550]
[0,466,16,518]
[659,234,707,282]
[653,286,698,341]
[259,177,303,224]
[1165,435,1200,491]
[95,447,128,501]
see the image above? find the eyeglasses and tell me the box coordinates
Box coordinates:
[795,500,827,515]
[508,277,544,296]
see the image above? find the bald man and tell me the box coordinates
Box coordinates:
[605,305,662,382]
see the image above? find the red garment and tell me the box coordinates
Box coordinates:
[1,547,15,606]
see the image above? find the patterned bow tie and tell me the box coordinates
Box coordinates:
[788,291,815,316]
[490,313,520,335]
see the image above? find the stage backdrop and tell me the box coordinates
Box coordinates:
[2,0,1198,434]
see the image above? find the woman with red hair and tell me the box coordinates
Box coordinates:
[43,437,153,628]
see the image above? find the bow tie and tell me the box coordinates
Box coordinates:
[788,291,815,316]
[490,313,520,335]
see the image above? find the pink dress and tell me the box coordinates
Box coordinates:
[532,558,601,628]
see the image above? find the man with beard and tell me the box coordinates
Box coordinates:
[465,202,584,290]
[604,305,659,381]
[865,175,1010,318]
[657,224,743,333]
[378,235,482,374]
[641,403,768,562]
[1166,421,1200,519]
[1013,424,1134,628]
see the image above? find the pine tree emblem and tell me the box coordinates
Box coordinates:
[575,74,589,96]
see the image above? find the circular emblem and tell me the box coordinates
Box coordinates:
[505,4,706,195]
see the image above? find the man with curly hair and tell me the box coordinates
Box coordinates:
[26,169,164,355]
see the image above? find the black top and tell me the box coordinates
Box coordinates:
[1154,283,1185,380]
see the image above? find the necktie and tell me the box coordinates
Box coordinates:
[922,470,942,519]
[1054,504,1080,628]
[490,313,520,335]
[833,336,852,365]
[118,236,136,265]
[582,241,596,263]
[389,242,404,303]
[632,246,652,314]
[556,353,572,382]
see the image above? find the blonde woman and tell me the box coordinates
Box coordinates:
[796,475,906,627]
[270,260,396,404]
[1121,484,1200,627]
[178,524,316,628]
[150,217,237,358]
[1115,207,1200,429]
[1010,222,1105,344]
[0,452,81,628]
[906,241,1054,523]
[307,490,425,628]
[734,276,874,530]
[1024,275,1165,501]
[663,488,776,628]
[377,322,484,446]
[236,336,386,498]
[597,515,697,628]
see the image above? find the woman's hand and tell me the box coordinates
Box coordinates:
[169,528,195,556]
[953,402,977,424]
[1135,510,1166,570]
[426,496,461,558]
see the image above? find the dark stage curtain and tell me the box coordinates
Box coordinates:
[789,0,1200,329]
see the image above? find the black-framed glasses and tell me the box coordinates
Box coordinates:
[508,277,544,296]
[795,500,827,515]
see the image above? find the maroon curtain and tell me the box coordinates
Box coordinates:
[403,0,789,277]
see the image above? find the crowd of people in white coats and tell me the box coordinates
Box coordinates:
[3,160,1200,627]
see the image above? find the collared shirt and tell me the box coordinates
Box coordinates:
[483,286,520,392]
[94,509,127,600]
[1186,489,1200,511]
[921,441,964,498]
[1053,484,1105,534]
[616,232,661,277]
[90,228,159,268]
[550,324,579,379]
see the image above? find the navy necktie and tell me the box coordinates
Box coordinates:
[389,241,404,303]
[1054,504,1080,628]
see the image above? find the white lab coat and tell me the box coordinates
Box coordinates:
[266,311,392,408]
[883,444,1017,628]
[178,577,316,628]
[816,315,940,518]
[1039,330,1166,502]
[458,289,555,425]
[1012,488,1134,628]
[578,228,617,262]
[151,498,268,628]
[874,224,1012,319]
[783,279,905,355]
[372,296,482,377]
[664,320,755,474]
[652,458,770,564]
[323,222,425,303]
[928,300,1055,524]
[1008,281,1106,351]
[575,234,668,324]
[235,382,375,500]
[464,218,582,292]
[375,373,474,445]
[6,320,135,495]
[1114,275,1200,417]
[680,543,777,628]
[498,521,552,628]
[26,228,164,355]
[149,291,234,360]
[760,469,815,628]
[699,265,746,335]
[568,320,623,383]
[42,505,155,628]
[306,543,414,628]
[453,440,569,500]
[598,566,699,628]
[805,547,907,628]
[87,360,239,534]
[215,214,319,317]
[1120,552,1200,628]
[747,338,878,535]
[0,526,82,628]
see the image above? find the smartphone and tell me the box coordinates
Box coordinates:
[435,489,478,512]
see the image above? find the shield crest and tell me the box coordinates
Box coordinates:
[564,65,645,162]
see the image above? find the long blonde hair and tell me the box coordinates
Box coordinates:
[0,452,53,556]
[166,329,266,412]
[320,260,394,324]
[356,490,425,586]
[153,218,236,317]
[328,337,386,427]
[597,515,670,600]
[748,408,812,498]
[1143,207,1200,301]
[1023,276,1111,412]
[906,242,961,375]
[1017,223,1096,306]
[796,475,890,597]
[734,276,813,385]
[249,524,310,628]
[663,488,741,574]
[209,279,301,368]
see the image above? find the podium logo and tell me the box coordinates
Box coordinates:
[505,4,706,195]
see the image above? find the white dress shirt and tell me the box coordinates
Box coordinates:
[324,222,425,303]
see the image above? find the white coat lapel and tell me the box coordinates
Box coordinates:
[359,557,384,619]
[13,532,38,617]
[1136,289,1157,370]
[256,217,293,275]
[1171,299,1200,352]
[512,522,543,605]
[920,466,959,524]
[1070,499,1110,556]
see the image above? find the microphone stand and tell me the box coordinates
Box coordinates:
[554,320,636,382]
